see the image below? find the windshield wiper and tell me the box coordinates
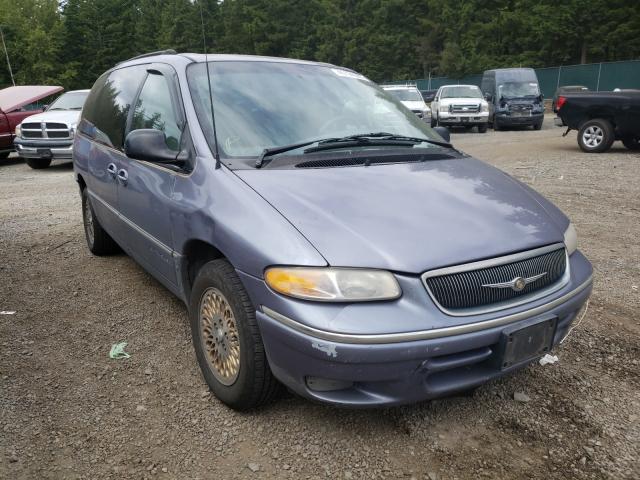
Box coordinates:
[254,132,452,168]
[255,138,332,168]
[308,132,452,152]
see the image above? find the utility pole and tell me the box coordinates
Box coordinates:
[1,26,16,86]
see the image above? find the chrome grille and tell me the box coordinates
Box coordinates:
[450,104,480,113]
[20,122,70,139]
[21,123,43,138]
[423,245,567,314]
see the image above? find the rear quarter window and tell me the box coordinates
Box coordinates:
[81,66,147,150]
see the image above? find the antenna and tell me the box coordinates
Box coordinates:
[0,26,15,86]
[198,2,221,168]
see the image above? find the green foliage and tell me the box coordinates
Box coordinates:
[0,0,638,89]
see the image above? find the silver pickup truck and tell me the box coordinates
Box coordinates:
[431,85,489,132]
[14,90,89,169]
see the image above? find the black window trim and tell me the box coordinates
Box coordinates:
[124,62,194,175]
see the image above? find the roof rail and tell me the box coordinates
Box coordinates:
[116,49,177,66]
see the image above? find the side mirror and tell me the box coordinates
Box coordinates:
[433,126,450,143]
[484,92,493,102]
[124,129,186,165]
[42,104,49,111]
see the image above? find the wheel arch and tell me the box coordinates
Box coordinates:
[179,239,227,300]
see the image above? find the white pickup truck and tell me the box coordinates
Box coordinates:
[14,90,89,169]
[430,85,489,133]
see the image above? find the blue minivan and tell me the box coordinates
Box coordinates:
[74,51,592,410]
[481,68,545,130]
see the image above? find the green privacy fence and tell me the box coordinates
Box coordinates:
[387,60,640,98]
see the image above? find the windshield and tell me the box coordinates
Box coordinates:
[498,82,540,98]
[440,86,482,99]
[384,88,423,102]
[187,62,439,159]
[47,91,88,111]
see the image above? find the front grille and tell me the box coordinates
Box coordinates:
[19,122,70,139]
[509,104,533,112]
[450,104,480,113]
[423,246,567,313]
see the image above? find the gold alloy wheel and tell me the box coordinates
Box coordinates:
[199,288,240,386]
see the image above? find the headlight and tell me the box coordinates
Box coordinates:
[15,124,21,137]
[70,123,77,137]
[480,102,488,113]
[564,223,577,255]
[423,107,431,117]
[264,267,401,302]
[439,104,448,113]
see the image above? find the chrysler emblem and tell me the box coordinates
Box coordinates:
[482,272,547,292]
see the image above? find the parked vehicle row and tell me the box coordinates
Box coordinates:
[72,51,591,410]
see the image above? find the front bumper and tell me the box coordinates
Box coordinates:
[239,251,593,407]
[437,112,488,126]
[496,112,544,126]
[14,138,73,160]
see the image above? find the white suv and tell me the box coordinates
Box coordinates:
[431,85,489,133]
[381,85,431,123]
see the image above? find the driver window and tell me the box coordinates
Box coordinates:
[131,73,181,151]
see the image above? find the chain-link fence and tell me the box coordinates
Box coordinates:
[386,60,640,98]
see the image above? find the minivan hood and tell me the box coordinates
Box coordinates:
[20,110,81,125]
[237,157,566,273]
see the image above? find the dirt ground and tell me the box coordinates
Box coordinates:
[1,117,639,480]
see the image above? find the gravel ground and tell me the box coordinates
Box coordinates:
[1,117,639,480]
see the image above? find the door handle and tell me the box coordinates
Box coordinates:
[117,169,128,185]
[107,163,117,177]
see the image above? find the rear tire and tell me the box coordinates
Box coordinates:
[81,188,120,255]
[622,137,640,150]
[26,158,52,169]
[190,259,280,410]
[578,118,614,153]
[478,124,488,133]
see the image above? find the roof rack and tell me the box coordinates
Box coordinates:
[116,49,177,66]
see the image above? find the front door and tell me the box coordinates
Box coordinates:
[116,65,185,289]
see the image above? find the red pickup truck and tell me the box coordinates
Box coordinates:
[0,85,63,159]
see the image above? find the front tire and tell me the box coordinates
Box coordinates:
[533,121,543,131]
[190,259,279,410]
[478,124,488,133]
[26,158,52,169]
[578,118,614,153]
[81,188,120,255]
[0,151,10,160]
[622,137,640,150]
[493,118,502,131]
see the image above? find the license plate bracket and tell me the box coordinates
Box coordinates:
[37,148,52,158]
[498,316,557,370]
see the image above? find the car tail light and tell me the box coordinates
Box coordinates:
[556,96,567,110]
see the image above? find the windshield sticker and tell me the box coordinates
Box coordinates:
[331,68,367,81]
